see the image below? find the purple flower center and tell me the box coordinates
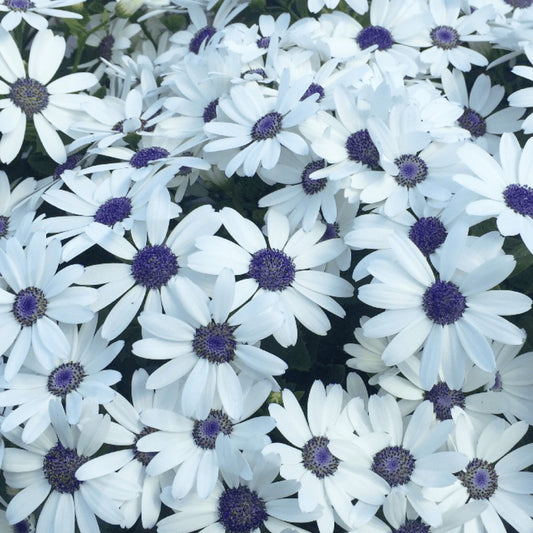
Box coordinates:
[394,154,428,187]
[251,112,283,141]
[218,485,267,533]
[423,382,465,420]
[96,34,115,61]
[301,436,340,478]
[301,160,327,195]
[300,82,325,102]
[242,68,267,79]
[13,286,47,327]
[133,427,157,466]
[130,244,178,289]
[504,0,532,7]
[203,98,218,123]
[47,362,85,398]
[189,25,217,54]
[248,248,295,291]
[14,519,33,533]
[192,409,233,449]
[458,107,487,138]
[503,183,533,217]
[192,321,237,364]
[129,146,169,168]
[43,442,89,494]
[430,25,460,49]
[256,36,270,48]
[394,519,431,533]
[423,280,466,325]
[0,215,9,238]
[372,445,415,487]
[409,217,447,256]
[5,0,34,10]
[345,129,380,169]
[320,222,340,242]
[457,458,498,499]
[9,77,49,117]
[357,25,394,50]
[490,371,503,392]
[93,196,132,226]
[54,152,83,179]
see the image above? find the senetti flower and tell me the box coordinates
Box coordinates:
[0,28,97,163]
[0,0,83,31]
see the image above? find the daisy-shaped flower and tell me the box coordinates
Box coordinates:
[136,378,275,500]
[419,0,490,77]
[0,232,97,382]
[357,229,531,389]
[132,269,286,418]
[0,0,82,31]
[307,0,367,14]
[80,195,221,340]
[508,43,533,133]
[0,316,122,443]
[203,70,319,177]
[455,132,533,254]
[188,208,353,347]
[2,402,140,531]
[157,452,318,533]
[441,69,524,154]
[0,28,97,163]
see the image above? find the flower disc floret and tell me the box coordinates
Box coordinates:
[458,107,487,138]
[54,153,83,179]
[6,0,34,9]
[430,26,460,50]
[130,244,178,289]
[14,519,33,533]
[133,427,157,466]
[0,215,9,238]
[408,217,447,256]
[345,129,380,169]
[251,112,283,141]
[301,436,340,478]
[248,248,295,291]
[218,485,267,533]
[503,184,533,217]
[300,82,325,102]
[394,154,428,188]
[189,25,216,54]
[9,78,49,117]
[422,280,466,325]
[96,35,115,61]
[356,25,394,51]
[371,445,415,487]
[457,458,498,499]
[504,0,532,7]
[256,36,270,48]
[13,286,47,327]
[93,197,132,226]
[192,409,233,449]
[43,442,89,494]
[395,519,431,533]
[192,321,237,364]
[301,160,327,195]
[203,98,218,123]
[423,382,465,420]
[47,362,85,398]
[129,147,169,168]
[320,222,339,241]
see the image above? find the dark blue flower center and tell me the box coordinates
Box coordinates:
[218,485,267,533]
[504,0,532,7]
[503,184,533,217]
[320,222,340,241]
[423,382,465,420]
[248,248,295,291]
[43,442,89,494]
[394,154,428,187]
[9,77,49,117]
[394,519,431,533]
[14,519,33,533]
[47,362,85,398]
[458,107,487,138]
[96,34,115,61]
[0,215,9,238]
[300,82,325,102]
[54,152,83,179]
[490,371,503,392]
[256,36,270,48]
[301,436,340,478]
[301,160,327,195]
[345,129,380,169]
[5,0,34,11]
[129,147,169,169]
[372,445,415,487]
[409,217,447,256]
[356,25,394,50]
[423,280,466,325]
[93,196,132,226]
[457,458,498,499]
[430,25,460,49]
[251,112,283,141]
[133,426,157,466]
[189,25,217,54]
[242,68,267,79]
[13,286,47,327]
[130,244,178,289]
[192,321,237,364]
[192,409,233,449]
[203,98,218,123]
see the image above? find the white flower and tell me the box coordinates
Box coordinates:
[0,0,82,31]
[509,43,533,133]
[0,28,97,163]
[307,0,367,15]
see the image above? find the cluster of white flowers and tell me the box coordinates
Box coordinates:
[0,0,531,531]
